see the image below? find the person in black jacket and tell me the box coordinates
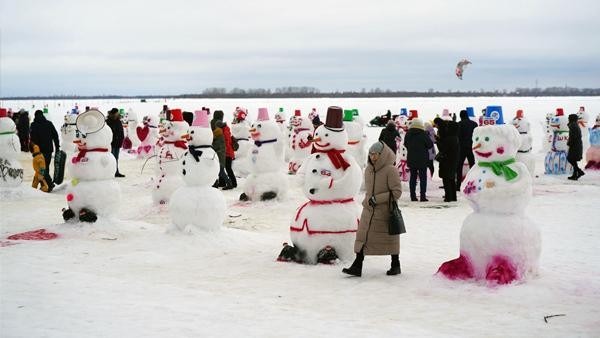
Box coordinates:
[379,121,400,154]
[456,110,478,190]
[434,117,459,202]
[17,111,30,152]
[106,108,125,177]
[404,118,433,201]
[567,114,584,180]
[29,110,60,188]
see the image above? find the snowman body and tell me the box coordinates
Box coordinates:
[291,125,362,264]
[511,117,535,177]
[275,111,290,162]
[60,113,79,153]
[344,118,367,169]
[544,114,571,175]
[0,116,24,189]
[585,115,600,170]
[288,116,313,174]
[137,116,159,158]
[394,119,410,181]
[152,120,188,204]
[170,125,225,232]
[541,112,554,153]
[439,125,540,284]
[243,119,288,201]
[231,119,252,177]
[577,109,590,151]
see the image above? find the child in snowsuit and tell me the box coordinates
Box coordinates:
[30,143,50,192]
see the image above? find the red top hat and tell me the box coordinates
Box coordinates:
[556,108,564,116]
[294,109,301,116]
[516,109,524,119]
[579,106,585,111]
[324,106,344,131]
[170,109,184,122]
[0,108,7,118]
[408,110,418,120]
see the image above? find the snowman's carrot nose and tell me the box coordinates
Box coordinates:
[312,136,321,142]
[472,143,482,150]
[249,128,257,133]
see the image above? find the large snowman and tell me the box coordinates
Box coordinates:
[170,110,225,232]
[62,109,121,222]
[438,124,540,285]
[343,109,367,169]
[152,109,188,205]
[136,115,159,158]
[511,109,535,177]
[0,108,24,190]
[231,108,252,178]
[239,108,288,202]
[544,108,571,175]
[60,112,79,153]
[287,110,313,174]
[280,107,362,264]
[585,114,600,170]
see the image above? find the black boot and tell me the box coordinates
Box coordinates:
[277,242,303,263]
[342,252,364,277]
[317,246,338,264]
[260,191,277,201]
[79,208,98,223]
[239,193,249,201]
[387,255,401,275]
[62,208,76,221]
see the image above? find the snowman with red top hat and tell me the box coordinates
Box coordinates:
[279,106,362,264]
[438,123,540,285]
[0,108,24,191]
[288,110,313,174]
[169,110,225,232]
[511,109,535,177]
[544,108,572,175]
[152,109,188,205]
[231,108,252,177]
[239,108,288,202]
[62,109,121,223]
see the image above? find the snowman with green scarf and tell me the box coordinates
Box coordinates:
[438,123,540,285]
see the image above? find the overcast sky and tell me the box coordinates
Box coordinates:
[1,0,599,96]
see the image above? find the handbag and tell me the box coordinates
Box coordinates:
[388,192,406,235]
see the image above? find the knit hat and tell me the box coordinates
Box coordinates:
[409,118,425,130]
[368,141,384,154]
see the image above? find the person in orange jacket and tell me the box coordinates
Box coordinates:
[30,142,50,192]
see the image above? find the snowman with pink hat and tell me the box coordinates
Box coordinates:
[152,109,189,205]
[511,109,535,177]
[239,108,288,202]
[169,110,225,232]
[0,108,24,191]
[544,108,572,175]
[288,109,314,174]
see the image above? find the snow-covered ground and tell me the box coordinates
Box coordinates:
[1,97,599,337]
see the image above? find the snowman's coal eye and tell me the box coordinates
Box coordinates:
[190,130,194,134]
[475,137,479,141]
[325,133,329,137]
[485,136,490,142]
[257,124,262,128]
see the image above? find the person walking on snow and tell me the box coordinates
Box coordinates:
[29,109,59,189]
[404,118,433,201]
[567,113,585,180]
[106,108,125,177]
[456,109,478,190]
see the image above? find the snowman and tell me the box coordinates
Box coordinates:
[169,110,225,232]
[585,114,600,170]
[239,108,288,202]
[288,110,314,174]
[511,109,535,177]
[60,112,79,153]
[577,106,590,151]
[122,108,138,151]
[343,109,367,169]
[231,108,252,178]
[438,124,540,285]
[544,108,572,175]
[279,106,362,264]
[0,108,24,190]
[274,108,291,162]
[394,113,410,182]
[136,115,159,158]
[152,109,188,205]
[62,109,121,222]
[541,112,554,152]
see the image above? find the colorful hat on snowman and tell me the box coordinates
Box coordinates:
[294,109,301,117]
[257,108,269,121]
[0,108,7,118]
[441,109,451,120]
[400,108,408,116]
[466,107,475,118]
[170,109,184,122]
[515,109,524,119]
[343,109,354,122]
[408,110,419,120]
[76,109,106,135]
[192,110,210,128]
[482,105,504,125]
[324,106,344,132]
[556,108,564,116]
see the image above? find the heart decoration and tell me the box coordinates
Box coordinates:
[7,229,59,241]
[136,126,149,142]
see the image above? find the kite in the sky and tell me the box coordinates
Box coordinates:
[455,59,472,80]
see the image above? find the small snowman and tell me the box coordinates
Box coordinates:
[577,106,590,151]
[0,108,24,190]
[343,109,367,169]
[280,106,362,264]
[274,107,290,162]
[239,108,288,202]
[136,115,159,158]
[169,110,225,232]
[544,108,572,175]
[152,109,188,205]
[438,124,540,285]
[62,109,121,222]
[60,112,79,153]
[511,109,535,177]
[541,112,554,152]
[394,113,410,182]
[122,108,138,151]
[231,108,252,178]
[288,110,313,174]
[585,114,600,170]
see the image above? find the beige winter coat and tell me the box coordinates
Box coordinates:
[354,143,403,255]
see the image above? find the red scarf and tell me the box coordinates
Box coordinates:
[312,148,350,171]
[157,137,187,150]
[73,148,109,163]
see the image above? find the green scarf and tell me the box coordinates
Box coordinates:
[478,158,518,181]
[0,131,15,135]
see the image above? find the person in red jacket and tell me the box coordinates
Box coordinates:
[221,121,237,190]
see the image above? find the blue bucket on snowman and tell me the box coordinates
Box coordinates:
[481,106,504,125]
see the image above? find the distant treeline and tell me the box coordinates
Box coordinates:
[2,86,600,100]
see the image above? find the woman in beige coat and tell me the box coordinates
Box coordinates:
[343,141,403,277]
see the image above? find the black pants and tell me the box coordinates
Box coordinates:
[225,156,237,187]
[111,146,120,174]
[568,159,583,175]
[409,167,428,199]
[42,152,54,186]
[427,160,434,177]
[456,148,475,189]
[443,177,457,201]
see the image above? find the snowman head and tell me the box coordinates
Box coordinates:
[472,125,520,162]
[75,109,112,149]
[595,114,600,128]
[313,106,348,151]
[511,111,530,134]
[249,108,279,141]
[187,110,213,146]
[550,110,568,131]
[0,108,17,134]
[290,110,303,128]
[395,115,408,131]
[274,109,287,124]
